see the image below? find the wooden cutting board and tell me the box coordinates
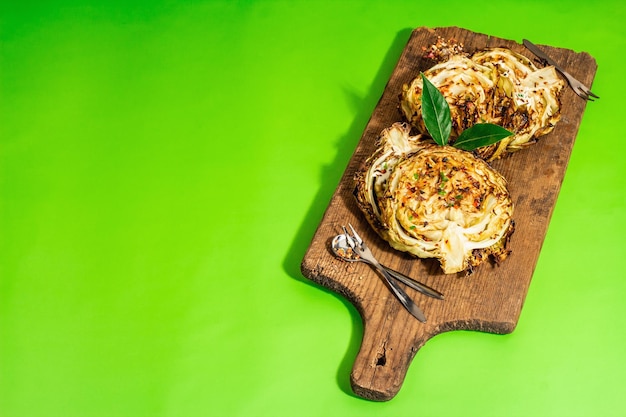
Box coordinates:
[300,26,597,401]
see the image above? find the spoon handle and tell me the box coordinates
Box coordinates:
[366,258,427,323]
[383,267,444,300]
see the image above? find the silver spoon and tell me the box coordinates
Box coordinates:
[331,234,444,300]
[340,226,426,322]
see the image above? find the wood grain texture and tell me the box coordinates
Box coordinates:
[301,26,597,401]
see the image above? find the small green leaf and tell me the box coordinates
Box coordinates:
[453,123,513,151]
[420,73,451,146]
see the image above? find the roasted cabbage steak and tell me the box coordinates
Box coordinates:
[354,123,514,274]
[401,48,565,161]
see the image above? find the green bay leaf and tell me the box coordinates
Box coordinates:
[453,123,513,151]
[420,73,451,146]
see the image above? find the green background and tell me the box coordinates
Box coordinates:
[1,1,625,416]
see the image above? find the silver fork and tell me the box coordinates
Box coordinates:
[342,224,427,322]
[523,39,599,101]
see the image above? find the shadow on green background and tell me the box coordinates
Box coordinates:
[281,27,413,397]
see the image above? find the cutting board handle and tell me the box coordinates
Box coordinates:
[349,312,432,401]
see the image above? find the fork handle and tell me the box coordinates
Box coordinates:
[366,259,427,322]
[523,39,560,68]
[383,266,444,300]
